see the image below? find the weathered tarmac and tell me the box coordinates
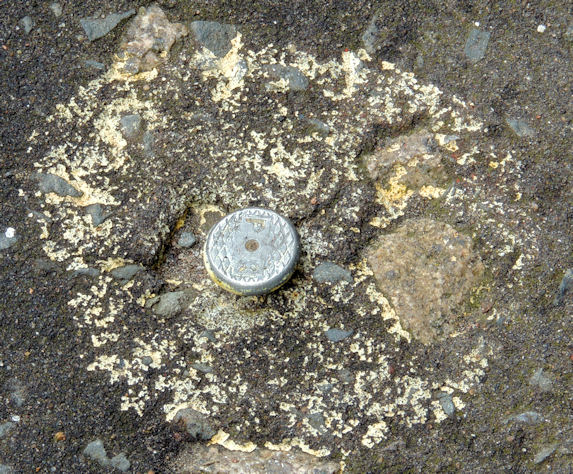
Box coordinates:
[1,1,571,472]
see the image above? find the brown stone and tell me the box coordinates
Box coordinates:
[367,218,484,344]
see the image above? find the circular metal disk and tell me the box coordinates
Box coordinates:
[204,208,300,296]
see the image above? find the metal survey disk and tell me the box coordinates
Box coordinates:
[204,208,300,296]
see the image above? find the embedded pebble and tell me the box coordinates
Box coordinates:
[325,328,353,342]
[84,60,106,70]
[190,363,213,374]
[506,118,535,137]
[367,218,484,344]
[109,454,130,472]
[553,268,572,306]
[464,28,490,62]
[529,368,554,392]
[84,204,111,226]
[173,408,216,440]
[0,228,17,251]
[71,267,100,278]
[177,232,197,248]
[0,422,15,439]
[19,16,34,34]
[505,411,543,424]
[110,264,143,281]
[80,10,135,42]
[172,444,339,473]
[438,393,455,416]
[83,440,108,466]
[263,64,309,91]
[119,5,188,74]
[119,114,144,140]
[141,356,153,366]
[534,444,558,464]
[190,21,237,58]
[36,173,83,197]
[83,439,130,472]
[0,464,14,474]
[313,262,353,283]
[49,3,62,18]
[146,291,186,317]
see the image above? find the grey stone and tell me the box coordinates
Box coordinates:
[505,411,543,424]
[362,16,379,54]
[84,60,106,70]
[191,363,213,374]
[337,368,353,383]
[36,173,83,197]
[143,130,155,157]
[529,368,554,392]
[325,328,353,342]
[110,264,143,281]
[534,444,558,464]
[305,118,330,136]
[554,268,573,306]
[146,291,186,317]
[0,422,15,439]
[264,64,309,91]
[141,356,153,366]
[307,412,326,432]
[19,16,34,34]
[71,267,100,278]
[438,393,455,416]
[506,118,535,137]
[85,203,111,226]
[313,262,353,284]
[0,465,14,474]
[49,3,62,18]
[7,379,26,407]
[464,29,490,62]
[190,21,237,58]
[80,10,135,42]
[0,229,17,251]
[178,232,197,248]
[199,330,216,342]
[174,408,216,440]
[119,114,144,140]
[83,439,109,466]
[109,454,130,472]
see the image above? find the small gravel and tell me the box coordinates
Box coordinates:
[177,232,197,248]
[464,28,490,62]
[313,262,353,283]
[325,328,353,342]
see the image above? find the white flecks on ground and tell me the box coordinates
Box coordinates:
[22,7,534,459]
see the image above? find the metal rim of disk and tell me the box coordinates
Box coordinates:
[204,208,300,296]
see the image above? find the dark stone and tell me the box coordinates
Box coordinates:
[119,114,144,140]
[85,204,111,226]
[190,21,237,58]
[36,173,83,197]
[313,262,353,283]
[110,264,144,281]
[80,10,136,42]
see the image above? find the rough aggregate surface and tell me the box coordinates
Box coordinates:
[0,0,571,472]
